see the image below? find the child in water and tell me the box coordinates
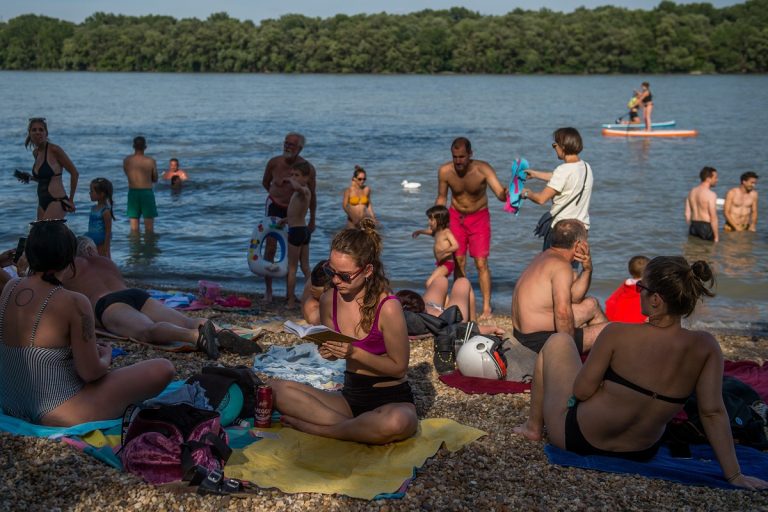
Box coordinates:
[412,205,459,287]
[279,162,312,309]
[84,177,115,258]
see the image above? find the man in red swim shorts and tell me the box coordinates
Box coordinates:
[435,137,507,320]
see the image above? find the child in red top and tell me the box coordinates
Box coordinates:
[605,255,649,323]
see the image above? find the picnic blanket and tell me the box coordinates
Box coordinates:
[226,418,486,499]
[545,443,768,490]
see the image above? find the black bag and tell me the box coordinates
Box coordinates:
[434,321,482,375]
[665,376,768,451]
[533,162,589,239]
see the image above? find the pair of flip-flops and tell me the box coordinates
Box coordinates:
[185,466,251,497]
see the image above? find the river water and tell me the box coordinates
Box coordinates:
[1,72,766,334]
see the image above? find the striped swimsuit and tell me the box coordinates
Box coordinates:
[0,280,84,423]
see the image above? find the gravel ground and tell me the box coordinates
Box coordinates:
[2,293,767,511]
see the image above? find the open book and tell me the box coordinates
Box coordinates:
[283,320,358,345]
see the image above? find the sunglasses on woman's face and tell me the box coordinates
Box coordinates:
[323,263,365,284]
[355,177,366,182]
[635,281,655,294]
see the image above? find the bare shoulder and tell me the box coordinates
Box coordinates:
[474,159,496,175]
[265,155,282,169]
[437,162,454,176]
[689,329,720,350]
[380,294,405,319]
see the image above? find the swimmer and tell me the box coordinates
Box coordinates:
[724,171,758,232]
[162,158,188,182]
[685,167,719,242]
[342,165,376,227]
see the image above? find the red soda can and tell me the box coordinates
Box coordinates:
[254,385,273,428]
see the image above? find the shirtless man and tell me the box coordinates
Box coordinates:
[124,136,158,233]
[511,219,607,354]
[162,158,188,182]
[435,137,507,320]
[724,171,758,233]
[685,166,719,242]
[260,133,317,302]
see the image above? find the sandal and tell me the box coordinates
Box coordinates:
[217,328,264,356]
[196,469,243,496]
[196,320,220,360]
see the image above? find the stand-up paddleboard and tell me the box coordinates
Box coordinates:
[601,120,676,129]
[602,128,698,138]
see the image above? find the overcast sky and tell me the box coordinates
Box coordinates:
[0,0,744,23]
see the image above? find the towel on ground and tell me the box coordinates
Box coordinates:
[724,360,768,401]
[545,443,768,490]
[253,343,345,389]
[226,418,486,499]
[439,370,531,394]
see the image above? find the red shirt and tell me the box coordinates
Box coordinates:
[605,280,647,323]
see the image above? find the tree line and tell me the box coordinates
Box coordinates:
[1,1,766,73]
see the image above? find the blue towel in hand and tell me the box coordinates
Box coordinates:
[504,158,529,215]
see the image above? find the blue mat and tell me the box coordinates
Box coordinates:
[0,381,184,438]
[546,443,768,490]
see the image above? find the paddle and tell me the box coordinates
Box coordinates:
[615,111,632,124]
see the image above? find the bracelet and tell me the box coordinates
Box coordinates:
[726,471,742,483]
[523,190,529,199]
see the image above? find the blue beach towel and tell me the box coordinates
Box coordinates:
[504,158,529,215]
[545,443,768,490]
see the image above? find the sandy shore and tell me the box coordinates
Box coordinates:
[2,291,767,511]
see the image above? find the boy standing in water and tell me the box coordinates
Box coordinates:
[279,162,312,308]
[412,205,459,288]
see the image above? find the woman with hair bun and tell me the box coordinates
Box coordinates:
[342,165,376,227]
[515,256,768,489]
[271,218,418,444]
[0,220,174,426]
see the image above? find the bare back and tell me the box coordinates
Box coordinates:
[511,251,572,333]
[123,153,158,189]
[63,256,128,307]
[575,323,717,451]
[686,183,716,223]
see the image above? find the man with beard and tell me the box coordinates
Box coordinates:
[260,133,316,302]
[435,137,507,320]
[724,171,759,232]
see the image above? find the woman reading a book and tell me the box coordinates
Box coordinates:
[271,218,418,444]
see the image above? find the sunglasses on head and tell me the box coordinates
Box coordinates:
[635,281,655,294]
[323,263,365,284]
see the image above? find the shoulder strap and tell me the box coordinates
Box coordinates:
[331,287,340,331]
[550,162,589,222]
[370,295,398,332]
[0,279,22,343]
[30,286,62,346]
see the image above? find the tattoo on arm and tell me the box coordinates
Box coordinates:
[81,313,96,343]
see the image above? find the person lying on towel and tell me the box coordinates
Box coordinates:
[270,219,418,445]
[514,256,768,490]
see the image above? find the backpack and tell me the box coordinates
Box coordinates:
[118,403,232,485]
[186,365,262,425]
[666,376,768,451]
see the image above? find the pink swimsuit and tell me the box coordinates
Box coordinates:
[331,288,398,355]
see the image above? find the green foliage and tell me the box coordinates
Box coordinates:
[2,1,766,73]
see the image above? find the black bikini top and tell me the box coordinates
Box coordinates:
[33,143,61,181]
[604,366,688,404]
[642,92,653,104]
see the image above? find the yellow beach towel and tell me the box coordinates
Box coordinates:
[226,418,486,499]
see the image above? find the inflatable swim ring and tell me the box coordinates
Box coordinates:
[247,217,288,278]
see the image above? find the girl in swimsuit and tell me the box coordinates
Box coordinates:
[0,220,174,426]
[21,118,79,220]
[636,81,653,131]
[342,165,376,227]
[514,256,768,489]
[271,218,418,444]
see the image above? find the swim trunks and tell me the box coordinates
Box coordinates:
[512,328,584,354]
[126,188,158,219]
[724,222,750,232]
[266,195,288,219]
[94,289,151,326]
[436,259,455,275]
[341,371,414,417]
[448,206,491,259]
[287,226,311,246]
[565,400,661,461]
[688,220,714,241]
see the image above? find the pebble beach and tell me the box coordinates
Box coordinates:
[2,291,767,511]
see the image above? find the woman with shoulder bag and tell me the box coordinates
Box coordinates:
[522,127,594,252]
